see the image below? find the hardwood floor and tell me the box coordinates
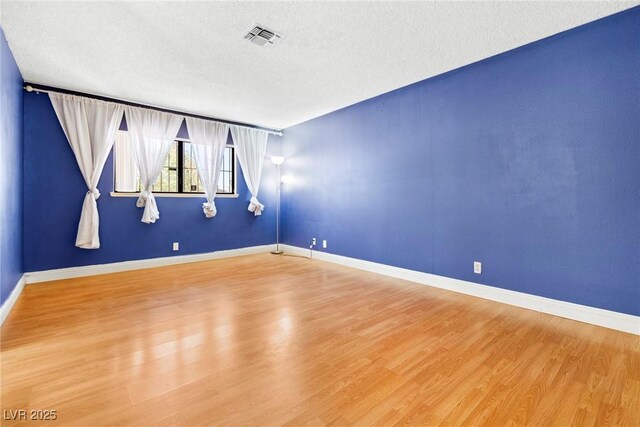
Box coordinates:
[1,254,638,426]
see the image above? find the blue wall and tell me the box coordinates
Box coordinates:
[0,28,24,305]
[281,8,640,316]
[23,93,280,271]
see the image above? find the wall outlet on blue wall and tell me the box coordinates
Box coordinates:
[323,240,327,249]
[474,262,482,274]
[173,242,179,251]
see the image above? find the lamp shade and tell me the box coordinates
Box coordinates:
[271,156,285,165]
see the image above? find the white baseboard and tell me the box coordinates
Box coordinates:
[1,274,26,326]
[25,244,275,284]
[281,245,639,335]
[13,243,639,335]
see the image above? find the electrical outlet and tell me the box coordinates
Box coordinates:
[322,240,327,249]
[312,238,317,246]
[173,242,179,251]
[474,261,482,274]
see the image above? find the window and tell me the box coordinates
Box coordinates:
[113,131,236,196]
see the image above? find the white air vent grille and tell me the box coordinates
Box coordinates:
[245,25,282,46]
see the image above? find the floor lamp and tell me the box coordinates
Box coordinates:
[270,156,285,255]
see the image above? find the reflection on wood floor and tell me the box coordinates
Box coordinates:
[2,254,638,426]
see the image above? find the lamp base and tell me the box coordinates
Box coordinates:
[270,250,284,255]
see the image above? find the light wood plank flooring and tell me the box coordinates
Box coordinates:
[1,254,638,426]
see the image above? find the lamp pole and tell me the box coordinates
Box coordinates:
[270,156,284,254]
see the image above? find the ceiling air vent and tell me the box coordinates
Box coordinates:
[244,25,283,46]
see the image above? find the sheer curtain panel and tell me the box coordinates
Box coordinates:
[231,127,269,216]
[114,131,139,192]
[49,93,124,249]
[185,117,229,218]
[125,107,183,223]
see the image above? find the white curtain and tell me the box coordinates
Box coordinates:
[231,127,269,216]
[185,117,229,218]
[49,93,124,249]
[125,107,183,223]
[114,131,139,192]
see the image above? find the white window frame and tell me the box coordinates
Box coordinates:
[110,135,239,198]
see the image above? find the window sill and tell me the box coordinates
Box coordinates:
[110,192,239,199]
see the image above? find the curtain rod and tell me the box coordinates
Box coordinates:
[23,83,284,136]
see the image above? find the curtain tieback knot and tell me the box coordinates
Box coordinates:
[202,201,217,218]
[248,197,265,216]
[136,190,152,208]
[88,188,100,200]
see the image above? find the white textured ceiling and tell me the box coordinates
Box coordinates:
[1,1,637,129]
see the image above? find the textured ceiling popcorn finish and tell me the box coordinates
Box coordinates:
[1,1,636,129]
